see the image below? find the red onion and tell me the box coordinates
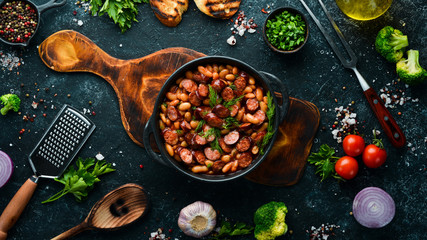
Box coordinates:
[0,151,14,188]
[353,187,395,228]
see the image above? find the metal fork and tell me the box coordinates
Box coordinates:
[299,0,406,148]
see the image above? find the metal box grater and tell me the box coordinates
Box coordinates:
[28,104,96,178]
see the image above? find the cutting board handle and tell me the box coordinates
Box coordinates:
[0,177,38,240]
[38,30,123,87]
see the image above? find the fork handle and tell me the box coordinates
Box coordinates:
[0,176,38,240]
[363,88,406,148]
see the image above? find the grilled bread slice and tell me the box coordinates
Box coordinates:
[150,0,189,27]
[194,0,241,19]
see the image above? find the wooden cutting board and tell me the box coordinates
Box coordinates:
[38,30,319,186]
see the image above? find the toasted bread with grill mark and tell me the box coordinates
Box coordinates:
[194,0,241,19]
[150,0,189,27]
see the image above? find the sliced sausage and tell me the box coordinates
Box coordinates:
[204,147,221,161]
[218,138,233,153]
[254,110,266,124]
[178,148,193,164]
[167,105,180,121]
[193,150,206,165]
[212,104,230,118]
[185,133,198,148]
[252,130,266,144]
[224,131,240,145]
[221,87,235,101]
[234,77,247,91]
[210,79,226,92]
[211,160,226,173]
[180,120,192,132]
[198,84,209,97]
[189,91,202,106]
[194,134,207,145]
[246,98,259,112]
[204,113,224,128]
[181,79,198,92]
[230,105,239,117]
[233,89,243,97]
[163,129,178,145]
[193,73,210,83]
[236,136,252,152]
[195,106,212,119]
[237,123,252,132]
[202,125,216,142]
[237,152,253,168]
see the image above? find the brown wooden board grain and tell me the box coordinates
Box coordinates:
[38,30,205,148]
[246,97,320,186]
[38,30,320,186]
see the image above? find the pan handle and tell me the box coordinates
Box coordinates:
[143,117,170,167]
[38,0,67,14]
[259,71,289,123]
[0,176,39,240]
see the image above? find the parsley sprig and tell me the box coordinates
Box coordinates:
[308,144,344,182]
[223,117,240,130]
[259,91,275,154]
[85,0,149,33]
[209,221,254,240]
[223,95,244,109]
[42,157,115,203]
[209,85,222,108]
[195,120,206,133]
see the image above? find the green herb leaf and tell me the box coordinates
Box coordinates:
[42,157,115,203]
[195,120,206,133]
[223,95,244,108]
[307,144,343,182]
[208,85,222,108]
[209,221,254,240]
[259,91,275,155]
[223,117,240,130]
[85,0,148,33]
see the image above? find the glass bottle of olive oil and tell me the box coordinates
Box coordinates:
[335,0,393,20]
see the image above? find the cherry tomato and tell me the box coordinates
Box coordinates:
[343,135,365,157]
[363,144,387,168]
[335,156,359,180]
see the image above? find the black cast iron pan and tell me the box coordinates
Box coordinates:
[143,56,289,182]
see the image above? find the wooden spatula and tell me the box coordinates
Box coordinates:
[38,30,205,148]
[51,183,149,240]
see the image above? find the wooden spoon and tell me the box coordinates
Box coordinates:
[51,183,149,240]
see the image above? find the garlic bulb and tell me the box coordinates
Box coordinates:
[178,201,217,238]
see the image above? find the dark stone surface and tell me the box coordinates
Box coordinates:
[0,0,426,239]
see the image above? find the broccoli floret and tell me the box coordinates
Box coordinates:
[396,50,427,85]
[254,201,288,240]
[375,26,409,63]
[1,94,21,115]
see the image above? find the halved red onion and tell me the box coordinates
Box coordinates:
[0,151,14,188]
[353,187,395,228]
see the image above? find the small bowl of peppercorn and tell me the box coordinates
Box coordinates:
[0,0,65,47]
[263,7,309,54]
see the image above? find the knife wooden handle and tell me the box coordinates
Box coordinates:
[363,88,406,148]
[0,178,38,240]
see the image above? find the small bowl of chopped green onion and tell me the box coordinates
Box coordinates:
[263,7,309,54]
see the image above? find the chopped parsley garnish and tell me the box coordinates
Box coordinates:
[176,129,183,135]
[195,120,206,133]
[223,117,240,130]
[229,84,237,90]
[224,95,244,108]
[208,85,222,108]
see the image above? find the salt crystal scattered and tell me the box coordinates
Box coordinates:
[95,153,104,160]
[77,20,83,26]
[227,35,236,46]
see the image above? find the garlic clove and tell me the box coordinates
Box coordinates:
[178,201,217,238]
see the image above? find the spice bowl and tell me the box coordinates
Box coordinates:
[0,0,66,47]
[263,7,309,54]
